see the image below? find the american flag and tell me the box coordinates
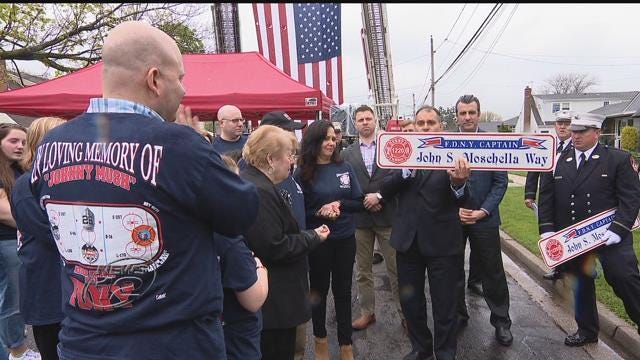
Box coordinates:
[252,3,343,104]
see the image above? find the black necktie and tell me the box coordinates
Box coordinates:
[556,141,564,153]
[577,153,586,171]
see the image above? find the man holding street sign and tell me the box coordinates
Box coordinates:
[538,112,640,346]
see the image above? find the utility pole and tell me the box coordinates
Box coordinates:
[412,93,416,116]
[430,35,435,107]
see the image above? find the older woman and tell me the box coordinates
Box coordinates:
[241,125,329,360]
[295,120,365,360]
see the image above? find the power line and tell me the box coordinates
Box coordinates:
[447,4,518,94]
[437,3,479,74]
[434,3,503,86]
[435,4,467,52]
[422,3,503,104]
[445,39,640,67]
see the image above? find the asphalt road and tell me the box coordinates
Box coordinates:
[301,246,635,360]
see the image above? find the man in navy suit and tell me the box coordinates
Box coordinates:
[455,94,513,346]
[370,106,470,360]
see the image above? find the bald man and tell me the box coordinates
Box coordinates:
[18,21,259,360]
[212,104,248,154]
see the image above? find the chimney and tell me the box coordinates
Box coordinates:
[523,86,532,133]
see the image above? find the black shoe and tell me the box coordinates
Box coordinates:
[564,332,598,347]
[467,282,483,296]
[542,269,564,281]
[495,325,513,346]
[372,252,384,265]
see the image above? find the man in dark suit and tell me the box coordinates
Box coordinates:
[341,105,403,331]
[538,112,640,346]
[455,94,513,346]
[368,106,470,360]
[524,110,574,281]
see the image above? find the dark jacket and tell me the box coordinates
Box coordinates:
[457,128,507,228]
[380,169,469,256]
[525,140,573,201]
[240,165,322,329]
[465,169,507,228]
[538,144,640,238]
[341,142,397,228]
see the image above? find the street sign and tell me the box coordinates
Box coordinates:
[376,132,556,171]
[538,208,640,268]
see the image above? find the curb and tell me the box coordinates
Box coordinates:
[499,229,640,357]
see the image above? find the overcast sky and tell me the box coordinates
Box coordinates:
[17,3,640,120]
[228,3,640,120]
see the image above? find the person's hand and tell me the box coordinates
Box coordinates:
[603,230,622,246]
[175,105,211,141]
[524,199,535,209]
[316,201,340,220]
[363,193,380,209]
[314,224,330,241]
[540,232,554,240]
[459,208,485,224]
[369,204,382,213]
[175,104,200,127]
[448,157,470,186]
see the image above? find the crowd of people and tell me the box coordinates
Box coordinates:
[0,20,639,360]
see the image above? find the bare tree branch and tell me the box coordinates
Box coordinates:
[10,59,25,87]
[544,72,599,94]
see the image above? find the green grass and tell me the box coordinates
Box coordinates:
[508,171,528,177]
[499,186,640,325]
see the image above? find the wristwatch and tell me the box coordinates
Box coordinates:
[375,192,383,201]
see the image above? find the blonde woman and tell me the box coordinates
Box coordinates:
[11,117,65,360]
[241,125,329,360]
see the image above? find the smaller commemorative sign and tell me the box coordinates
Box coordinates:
[376,132,556,171]
[538,208,640,268]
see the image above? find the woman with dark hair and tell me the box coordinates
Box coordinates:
[295,120,365,360]
[0,123,41,360]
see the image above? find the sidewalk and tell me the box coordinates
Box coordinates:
[502,173,640,358]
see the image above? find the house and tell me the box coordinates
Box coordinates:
[533,91,638,124]
[515,87,640,144]
[478,121,500,132]
[589,92,640,148]
[501,115,518,132]
[515,87,555,135]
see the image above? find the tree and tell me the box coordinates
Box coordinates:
[158,22,204,54]
[620,126,638,153]
[480,111,502,122]
[541,72,598,94]
[0,3,207,76]
[438,106,458,131]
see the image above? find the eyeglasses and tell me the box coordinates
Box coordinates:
[223,118,245,124]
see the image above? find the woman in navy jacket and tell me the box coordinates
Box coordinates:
[295,120,365,360]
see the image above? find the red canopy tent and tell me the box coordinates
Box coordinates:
[0,52,334,125]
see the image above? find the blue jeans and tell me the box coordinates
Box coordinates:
[0,240,26,359]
